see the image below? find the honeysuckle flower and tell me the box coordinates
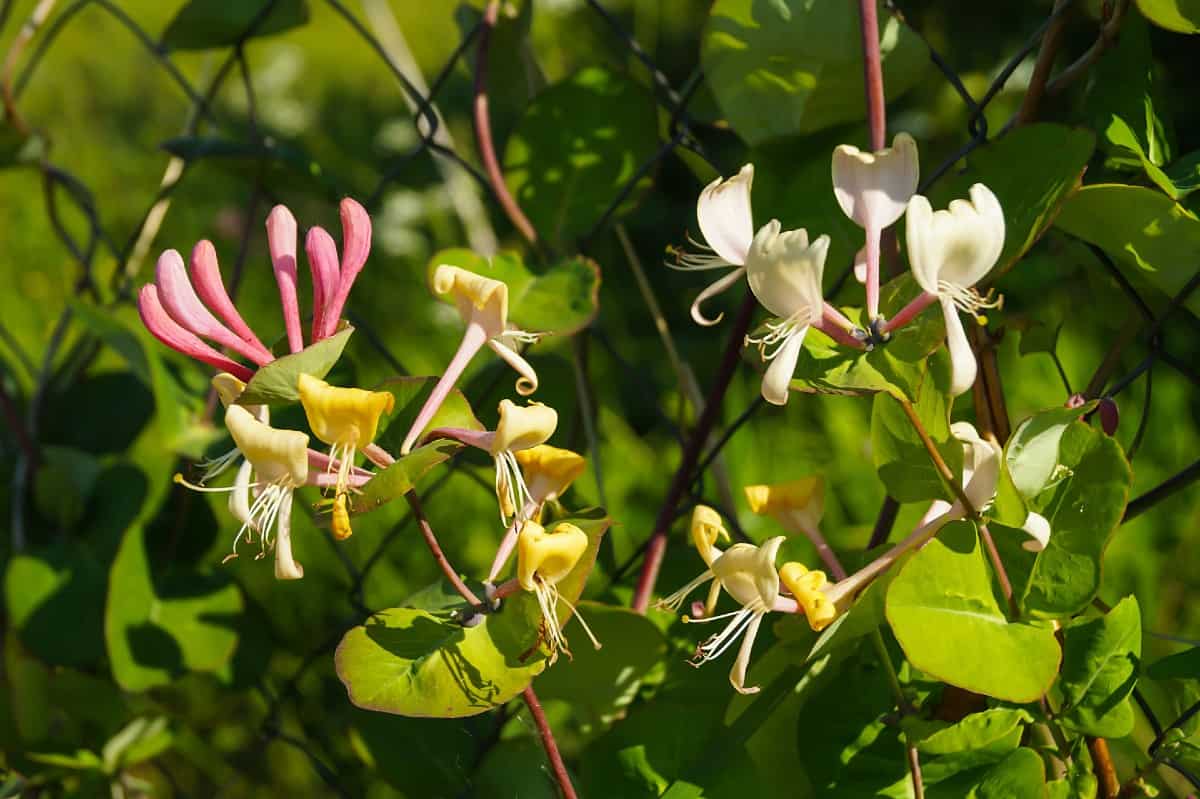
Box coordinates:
[743,223,830,406]
[516,520,600,663]
[399,265,542,456]
[948,422,1050,552]
[744,476,845,580]
[658,506,797,694]
[175,405,311,580]
[487,444,587,582]
[903,184,1006,396]
[832,133,919,320]
[297,373,394,540]
[668,165,756,326]
[779,562,837,631]
[138,198,372,376]
[423,399,559,525]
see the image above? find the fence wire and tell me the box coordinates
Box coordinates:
[2,0,1199,794]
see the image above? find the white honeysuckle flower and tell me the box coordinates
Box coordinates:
[832,132,920,232]
[658,507,797,695]
[951,422,1051,552]
[906,184,1006,396]
[743,221,829,406]
[670,164,755,326]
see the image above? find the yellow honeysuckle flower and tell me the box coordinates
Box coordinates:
[491,400,558,524]
[744,476,824,537]
[398,264,542,455]
[780,562,837,631]
[297,373,394,539]
[516,520,599,663]
[486,444,585,583]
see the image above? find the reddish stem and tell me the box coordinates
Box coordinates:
[0,380,37,469]
[857,0,887,152]
[474,0,538,244]
[631,292,758,613]
[814,318,865,350]
[405,491,483,607]
[523,685,579,799]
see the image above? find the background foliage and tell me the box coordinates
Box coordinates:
[1,0,1199,796]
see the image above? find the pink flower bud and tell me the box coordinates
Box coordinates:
[1098,398,1119,436]
[319,197,372,338]
[266,205,304,353]
[304,226,340,341]
[137,285,253,381]
[188,240,272,362]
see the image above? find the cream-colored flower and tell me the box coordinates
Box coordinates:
[670,165,756,326]
[906,184,1006,396]
[517,520,599,662]
[743,222,829,406]
[832,133,919,232]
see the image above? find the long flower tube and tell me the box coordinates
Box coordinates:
[744,476,846,580]
[832,133,919,322]
[399,265,541,456]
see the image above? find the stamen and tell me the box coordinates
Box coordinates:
[174,472,261,493]
[197,448,242,483]
[665,236,735,272]
[657,571,715,612]
[693,602,766,663]
[939,281,1003,320]
[556,592,602,651]
[744,309,812,362]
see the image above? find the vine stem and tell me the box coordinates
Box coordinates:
[631,291,758,613]
[856,0,886,151]
[474,0,538,244]
[523,685,579,799]
[1012,0,1071,127]
[404,490,483,607]
[1089,737,1121,799]
[897,398,975,517]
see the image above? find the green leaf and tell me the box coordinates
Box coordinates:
[349,441,461,514]
[1005,403,1098,501]
[5,544,108,668]
[161,0,310,50]
[1164,149,1200,197]
[101,717,172,774]
[1105,116,1186,199]
[932,123,1095,279]
[428,248,601,336]
[1055,596,1142,738]
[535,602,667,727]
[870,355,960,503]
[1020,423,1132,618]
[502,66,659,245]
[373,374,483,452]
[903,708,1033,758]
[1054,183,1200,316]
[788,276,946,399]
[104,524,243,692]
[1135,0,1200,33]
[702,0,926,143]
[335,513,609,718]
[972,747,1047,799]
[1146,646,1200,680]
[886,520,1061,702]
[237,325,353,405]
[334,605,547,719]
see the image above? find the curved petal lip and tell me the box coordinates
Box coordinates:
[697,164,755,266]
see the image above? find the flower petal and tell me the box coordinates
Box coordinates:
[729,613,764,695]
[697,164,754,266]
[942,296,977,397]
[1021,511,1051,552]
[273,494,305,580]
[905,194,940,295]
[760,326,807,406]
[689,266,747,326]
[832,133,919,230]
[745,222,828,321]
[320,197,372,339]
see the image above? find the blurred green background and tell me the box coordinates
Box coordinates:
[2,0,1198,796]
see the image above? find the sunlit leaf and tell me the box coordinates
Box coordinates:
[1054,596,1141,738]
[237,325,353,405]
[886,521,1061,702]
[1135,0,1200,33]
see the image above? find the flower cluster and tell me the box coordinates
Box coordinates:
[138,203,595,661]
[674,134,1006,404]
[659,133,1049,692]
